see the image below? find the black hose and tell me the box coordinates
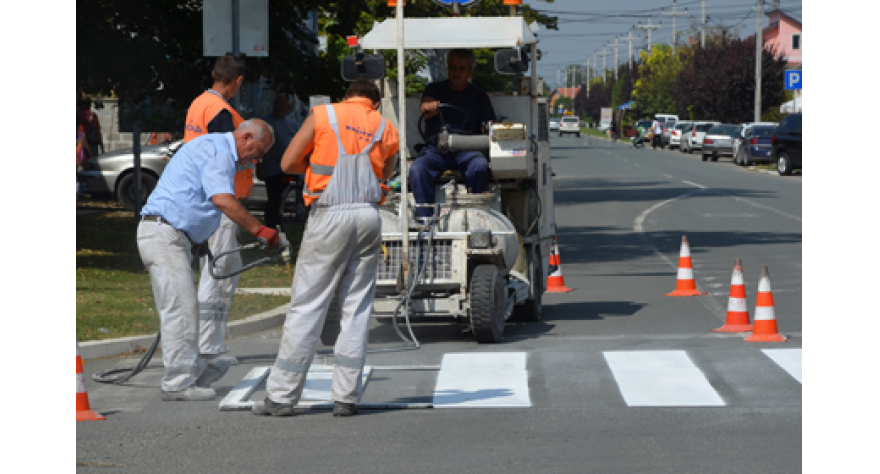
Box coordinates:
[91,332,161,384]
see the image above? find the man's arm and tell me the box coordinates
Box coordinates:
[280,114,316,175]
[211,193,263,234]
[207,109,236,134]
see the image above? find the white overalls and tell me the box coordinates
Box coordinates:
[266,105,386,405]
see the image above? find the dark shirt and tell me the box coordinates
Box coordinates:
[422,80,495,136]
[208,109,236,134]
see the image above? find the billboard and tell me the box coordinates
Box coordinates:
[600,107,612,126]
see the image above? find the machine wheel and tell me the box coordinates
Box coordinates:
[470,265,506,344]
[116,172,158,211]
[319,297,342,346]
[777,152,793,176]
[512,249,543,321]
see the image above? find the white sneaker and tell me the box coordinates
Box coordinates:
[161,386,216,401]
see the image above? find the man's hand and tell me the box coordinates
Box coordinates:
[421,99,440,119]
[253,226,280,250]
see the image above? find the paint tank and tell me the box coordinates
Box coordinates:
[379,186,519,271]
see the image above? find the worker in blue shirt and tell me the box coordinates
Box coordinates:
[137,119,279,401]
[408,49,496,222]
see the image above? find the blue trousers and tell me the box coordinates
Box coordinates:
[408,146,489,218]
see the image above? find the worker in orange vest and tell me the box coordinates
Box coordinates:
[183,53,251,370]
[252,79,399,417]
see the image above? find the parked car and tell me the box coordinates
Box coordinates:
[680,121,720,154]
[549,118,560,132]
[655,114,679,146]
[772,112,802,175]
[701,124,740,161]
[80,139,268,210]
[559,116,581,137]
[732,122,777,161]
[669,121,693,149]
[734,124,777,166]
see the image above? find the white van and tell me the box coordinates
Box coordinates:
[653,114,679,145]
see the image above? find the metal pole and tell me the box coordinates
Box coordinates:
[396,1,409,270]
[232,0,242,111]
[755,0,764,122]
[701,0,707,48]
[133,124,142,217]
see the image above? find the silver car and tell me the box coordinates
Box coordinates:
[680,121,720,154]
[80,139,268,210]
[701,124,740,162]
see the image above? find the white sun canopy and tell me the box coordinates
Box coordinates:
[360,17,537,50]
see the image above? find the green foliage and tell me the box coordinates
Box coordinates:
[632,44,682,117]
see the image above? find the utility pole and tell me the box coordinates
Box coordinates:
[595,48,611,83]
[609,37,626,80]
[635,17,661,53]
[621,29,640,71]
[660,0,688,56]
[701,0,707,48]
[755,0,764,122]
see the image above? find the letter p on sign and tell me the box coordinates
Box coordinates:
[785,70,802,90]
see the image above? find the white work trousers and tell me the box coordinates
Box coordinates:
[197,214,241,355]
[137,221,208,392]
[266,203,381,405]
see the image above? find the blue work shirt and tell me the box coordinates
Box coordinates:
[141,133,238,243]
[261,114,300,177]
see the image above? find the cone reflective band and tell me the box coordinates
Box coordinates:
[545,237,574,293]
[745,266,787,342]
[665,236,707,296]
[713,259,753,332]
[77,338,105,421]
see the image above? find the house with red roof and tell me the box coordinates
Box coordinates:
[759,7,802,67]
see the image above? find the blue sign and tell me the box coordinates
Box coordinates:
[785,70,802,90]
[430,0,482,6]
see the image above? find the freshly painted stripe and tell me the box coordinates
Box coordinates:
[604,351,725,407]
[433,353,530,408]
[762,349,802,383]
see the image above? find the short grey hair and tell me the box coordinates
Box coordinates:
[239,118,275,148]
[447,49,476,70]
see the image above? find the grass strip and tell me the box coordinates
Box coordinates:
[77,201,300,341]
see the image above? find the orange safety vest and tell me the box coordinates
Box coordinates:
[303,99,400,207]
[183,90,252,199]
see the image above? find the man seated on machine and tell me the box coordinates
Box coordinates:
[408,49,496,222]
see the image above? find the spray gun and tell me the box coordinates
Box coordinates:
[209,226,296,280]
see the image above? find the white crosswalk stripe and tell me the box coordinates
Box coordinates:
[603,350,726,407]
[432,353,531,408]
[762,348,802,383]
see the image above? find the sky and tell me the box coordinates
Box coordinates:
[524,0,804,89]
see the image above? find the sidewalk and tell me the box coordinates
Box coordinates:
[79,288,291,361]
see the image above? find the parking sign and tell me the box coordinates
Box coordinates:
[785,70,802,90]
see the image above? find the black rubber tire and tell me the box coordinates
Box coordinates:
[470,265,506,344]
[701,153,708,162]
[687,144,693,154]
[320,297,342,346]
[741,149,751,167]
[710,153,719,162]
[777,152,793,176]
[116,172,158,211]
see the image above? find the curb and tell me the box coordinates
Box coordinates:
[79,291,291,361]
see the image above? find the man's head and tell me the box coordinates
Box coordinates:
[211,53,246,96]
[344,79,381,108]
[233,119,274,164]
[447,49,476,91]
[273,93,292,119]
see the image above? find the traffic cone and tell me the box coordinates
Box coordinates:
[665,236,707,297]
[77,338,106,421]
[545,237,574,293]
[745,266,787,342]
[713,259,753,332]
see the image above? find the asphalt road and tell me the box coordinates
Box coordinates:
[77,135,802,473]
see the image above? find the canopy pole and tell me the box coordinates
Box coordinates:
[396,2,410,282]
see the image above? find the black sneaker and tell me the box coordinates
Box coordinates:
[332,402,358,417]
[252,397,295,417]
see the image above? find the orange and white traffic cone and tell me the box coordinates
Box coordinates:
[545,237,574,293]
[713,259,753,332]
[745,266,787,342]
[77,338,105,422]
[665,236,707,297]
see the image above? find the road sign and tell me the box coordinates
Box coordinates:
[784,70,802,90]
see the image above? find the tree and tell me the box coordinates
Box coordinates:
[672,34,787,122]
[632,44,683,118]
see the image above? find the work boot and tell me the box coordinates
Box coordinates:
[332,402,358,417]
[252,397,295,417]
[161,386,216,401]
[195,358,231,388]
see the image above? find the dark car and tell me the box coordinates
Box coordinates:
[734,124,777,166]
[772,113,802,175]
